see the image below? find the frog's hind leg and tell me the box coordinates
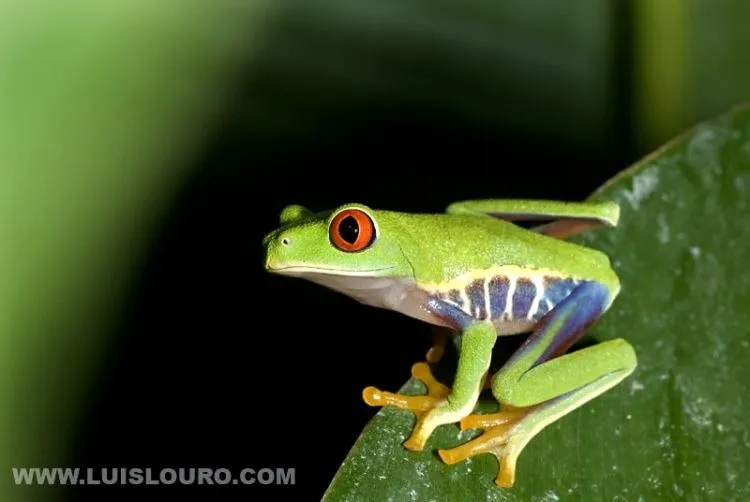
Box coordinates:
[438,281,637,487]
[440,352,633,487]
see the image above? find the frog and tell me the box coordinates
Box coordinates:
[262,199,637,487]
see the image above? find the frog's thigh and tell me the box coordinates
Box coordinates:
[491,281,636,408]
[498,339,636,411]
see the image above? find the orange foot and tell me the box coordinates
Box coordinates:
[438,406,535,488]
[363,362,450,450]
[425,326,450,364]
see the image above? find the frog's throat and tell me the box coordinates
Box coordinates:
[283,272,445,326]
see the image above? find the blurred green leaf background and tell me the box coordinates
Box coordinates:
[0,2,270,501]
[1,1,749,501]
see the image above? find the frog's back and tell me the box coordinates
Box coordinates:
[395,212,617,283]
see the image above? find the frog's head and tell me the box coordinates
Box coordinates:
[263,203,414,281]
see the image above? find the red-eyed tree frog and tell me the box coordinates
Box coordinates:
[262,199,637,487]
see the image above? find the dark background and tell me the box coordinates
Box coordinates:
[48,2,749,501]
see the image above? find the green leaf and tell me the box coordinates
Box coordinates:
[322,103,750,501]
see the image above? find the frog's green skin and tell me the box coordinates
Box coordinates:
[263,199,637,487]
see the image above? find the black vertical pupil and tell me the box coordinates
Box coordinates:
[339,215,359,244]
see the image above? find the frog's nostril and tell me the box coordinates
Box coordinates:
[281,237,290,246]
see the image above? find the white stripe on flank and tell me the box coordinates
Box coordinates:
[527,276,545,320]
[460,288,471,316]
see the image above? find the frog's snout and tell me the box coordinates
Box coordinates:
[262,229,293,271]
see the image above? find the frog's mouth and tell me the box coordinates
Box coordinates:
[266,264,396,277]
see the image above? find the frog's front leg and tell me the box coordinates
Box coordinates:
[364,320,496,451]
[439,281,636,487]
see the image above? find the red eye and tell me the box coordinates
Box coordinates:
[329,208,376,252]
